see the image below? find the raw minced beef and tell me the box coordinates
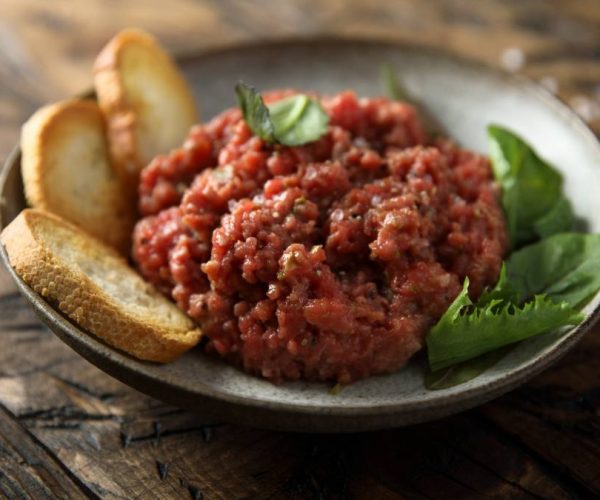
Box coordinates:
[133,90,508,384]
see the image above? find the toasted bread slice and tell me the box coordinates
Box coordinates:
[93,28,198,195]
[21,99,134,254]
[1,209,201,362]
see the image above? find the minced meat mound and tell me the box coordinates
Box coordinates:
[133,90,508,384]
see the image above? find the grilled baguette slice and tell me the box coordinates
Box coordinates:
[93,28,198,196]
[1,209,201,362]
[21,99,134,254]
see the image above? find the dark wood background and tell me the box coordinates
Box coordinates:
[1,1,599,498]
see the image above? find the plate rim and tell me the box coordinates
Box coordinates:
[2,36,600,430]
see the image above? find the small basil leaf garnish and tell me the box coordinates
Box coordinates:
[235,82,275,142]
[235,83,329,146]
[268,94,309,136]
[487,125,567,248]
[270,94,329,146]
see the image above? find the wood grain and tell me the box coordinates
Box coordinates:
[1,1,599,498]
[0,405,90,499]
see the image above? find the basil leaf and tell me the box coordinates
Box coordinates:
[270,95,329,146]
[235,83,329,146]
[532,196,574,240]
[488,125,564,248]
[426,278,583,372]
[235,83,275,142]
[425,347,511,390]
[507,232,600,307]
[381,63,410,101]
[268,95,309,136]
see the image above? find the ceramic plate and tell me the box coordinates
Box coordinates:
[2,39,600,432]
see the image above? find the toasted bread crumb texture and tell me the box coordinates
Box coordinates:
[1,210,201,362]
[94,29,198,192]
[20,99,134,253]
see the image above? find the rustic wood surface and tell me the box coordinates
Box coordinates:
[1,1,599,498]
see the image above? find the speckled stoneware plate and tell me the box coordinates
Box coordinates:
[2,39,600,432]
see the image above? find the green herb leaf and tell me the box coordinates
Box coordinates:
[488,125,564,247]
[381,63,410,101]
[235,83,329,146]
[426,279,583,372]
[269,95,329,146]
[531,196,574,240]
[235,82,275,142]
[477,263,520,306]
[268,95,309,136]
[507,232,600,308]
[425,347,512,390]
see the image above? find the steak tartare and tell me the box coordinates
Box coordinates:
[133,90,508,384]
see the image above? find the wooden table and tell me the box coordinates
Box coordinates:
[1,1,599,498]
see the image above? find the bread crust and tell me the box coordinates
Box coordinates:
[1,209,201,363]
[20,99,135,254]
[93,28,198,196]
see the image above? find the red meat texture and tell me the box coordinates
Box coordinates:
[133,90,508,384]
